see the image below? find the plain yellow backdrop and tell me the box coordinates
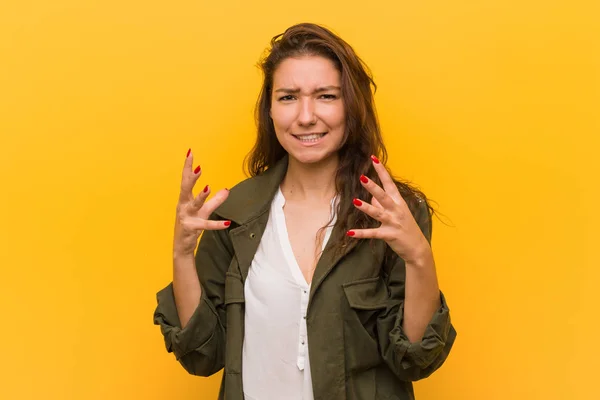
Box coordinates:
[1,0,598,399]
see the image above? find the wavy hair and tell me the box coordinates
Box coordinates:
[245,23,432,258]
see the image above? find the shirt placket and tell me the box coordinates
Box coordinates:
[297,285,310,370]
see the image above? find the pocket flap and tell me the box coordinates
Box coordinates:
[224,272,245,305]
[342,277,389,310]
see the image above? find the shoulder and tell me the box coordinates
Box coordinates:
[393,180,430,220]
[213,157,288,224]
[212,174,267,223]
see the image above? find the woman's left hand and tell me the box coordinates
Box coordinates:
[347,156,432,266]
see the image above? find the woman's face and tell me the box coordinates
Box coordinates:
[270,55,346,166]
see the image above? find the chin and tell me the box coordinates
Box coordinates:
[288,149,336,166]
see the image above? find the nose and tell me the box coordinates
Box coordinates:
[297,97,317,126]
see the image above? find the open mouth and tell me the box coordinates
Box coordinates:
[292,132,327,143]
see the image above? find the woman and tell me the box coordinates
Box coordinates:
[154,23,456,400]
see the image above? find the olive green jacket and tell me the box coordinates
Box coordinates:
[153,156,457,400]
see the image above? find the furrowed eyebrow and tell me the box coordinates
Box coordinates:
[274,86,341,94]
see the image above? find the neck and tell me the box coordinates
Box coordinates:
[280,154,338,204]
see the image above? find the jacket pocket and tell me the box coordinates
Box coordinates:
[342,277,389,373]
[343,277,388,310]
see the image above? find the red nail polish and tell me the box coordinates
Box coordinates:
[346,230,355,237]
[370,155,380,164]
[353,198,362,206]
[360,175,368,184]
[186,148,191,158]
[224,221,231,227]
[203,185,209,193]
[194,165,201,174]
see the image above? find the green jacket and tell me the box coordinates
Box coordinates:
[153,156,457,400]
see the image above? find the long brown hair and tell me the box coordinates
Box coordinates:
[245,23,432,258]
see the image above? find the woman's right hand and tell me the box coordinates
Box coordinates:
[173,149,231,256]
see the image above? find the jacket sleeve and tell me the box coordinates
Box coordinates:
[377,198,457,381]
[152,216,234,376]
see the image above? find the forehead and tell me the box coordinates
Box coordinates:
[272,56,341,89]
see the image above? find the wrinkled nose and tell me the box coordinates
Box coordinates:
[297,98,317,126]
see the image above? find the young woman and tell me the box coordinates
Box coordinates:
[154,23,456,400]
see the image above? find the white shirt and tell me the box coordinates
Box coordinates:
[242,187,338,400]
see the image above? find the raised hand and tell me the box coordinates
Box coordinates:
[173,149,231,256]
[346,155,432,265]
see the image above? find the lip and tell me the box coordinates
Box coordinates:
[292,132,327,147]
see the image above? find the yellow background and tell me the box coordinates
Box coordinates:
[1,0,598,399]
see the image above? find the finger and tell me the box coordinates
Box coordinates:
[183,216,231,231]
[188,184,210,213]
[198,188,230,219]
[372,197,383,209]
[359,174,397,210]
[352,198,388,223]
[179,149,202,203]
[346,228,383,240]
[370,155,404,205]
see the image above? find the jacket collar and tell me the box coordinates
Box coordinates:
[216,153,361,298]
[214,155,289,225]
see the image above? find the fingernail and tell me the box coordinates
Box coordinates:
[346,230,355,237]
[353,198,362,206]
[203,185,209,193]
[360,175,369,184]
[370,155,380,164]
[187,148,191,158]
[194,165,201,174]
[224,221,231,227]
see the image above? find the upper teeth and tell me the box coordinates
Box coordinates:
[297,133,324,140]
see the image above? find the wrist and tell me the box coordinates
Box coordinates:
[404,243,433,268]
[173,249,195,260]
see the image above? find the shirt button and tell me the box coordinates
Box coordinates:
[301,340,305,345]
